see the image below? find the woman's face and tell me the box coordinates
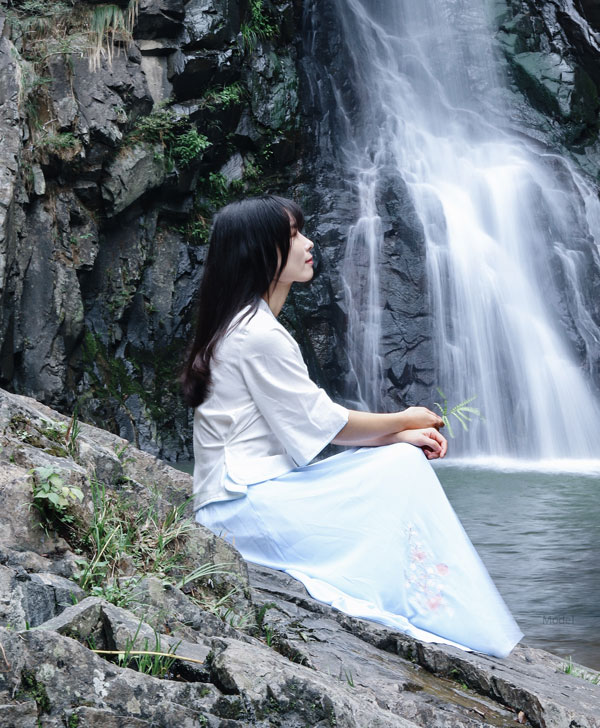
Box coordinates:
[277,221,315,285]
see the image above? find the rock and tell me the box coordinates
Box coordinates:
[247,46,299,132]
[170,47,240,100]
[0,564,84,630]
[209,636,419,727]
[183,0,241,50]
[0,627,221,727]
[0,387,253,622]
[101,143,168,217]
[0,389,599,726]
[219,151,244,182]
[69,50,152,152]
[247,563,600,728]
[140,53,174,105]
[135,0,185,38]
[31,165,45,196]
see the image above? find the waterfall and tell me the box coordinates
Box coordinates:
[319,0,600,461]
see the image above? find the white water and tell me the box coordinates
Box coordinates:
[332,0,600,459]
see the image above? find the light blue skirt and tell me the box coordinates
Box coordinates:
[195,442,524,657]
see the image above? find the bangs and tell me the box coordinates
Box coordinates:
[274,196,305,232]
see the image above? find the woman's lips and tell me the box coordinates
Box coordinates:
[306,257,313,264]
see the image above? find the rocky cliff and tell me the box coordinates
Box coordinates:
[0,0,304,461]
[1,387,600,727]
[2,0,600,460]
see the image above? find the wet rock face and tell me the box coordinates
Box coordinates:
[493,0,600,388]
[291,2,434,411]
[3,0,600,459]
[0,0,301,460]
[496,0,600,153]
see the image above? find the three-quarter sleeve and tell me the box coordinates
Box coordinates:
[239,326,349,467]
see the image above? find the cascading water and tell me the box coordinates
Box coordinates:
[319,0,600,462]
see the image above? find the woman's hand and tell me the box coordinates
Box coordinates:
[396,427,448,459]
[400,406,444,431]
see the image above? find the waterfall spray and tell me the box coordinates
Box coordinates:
[328,0,600,461]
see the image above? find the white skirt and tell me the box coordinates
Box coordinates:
[196,442,524,657]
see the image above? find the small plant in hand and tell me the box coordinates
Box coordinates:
[433,388,484,438]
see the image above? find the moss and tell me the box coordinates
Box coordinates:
[7,414,69,457]
[81,328,185,437]
[17,669,51,714]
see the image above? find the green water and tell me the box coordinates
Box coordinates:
[434,463,600,670]
[176,458,600,669]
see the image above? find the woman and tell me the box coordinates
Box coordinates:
[181,195,523,657]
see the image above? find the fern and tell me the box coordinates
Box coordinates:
[433,388,484,438]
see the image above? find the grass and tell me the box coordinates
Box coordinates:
[8,0,139,70]
[562,655,600,684]
[76,477,196,597]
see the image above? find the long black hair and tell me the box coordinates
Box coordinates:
[181,195,305,408]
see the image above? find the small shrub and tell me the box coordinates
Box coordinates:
[128,108,211,171]
[240,0,276,52]
[30,466,83,530]
[201,82,246,111]
[36,132,79,152]
[172,128,211,168]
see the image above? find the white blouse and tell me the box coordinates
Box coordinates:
[192,298,350,510]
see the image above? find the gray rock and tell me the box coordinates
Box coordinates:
[69,51,152,152]
[0,564,84,630]
[220,152,244,182]
[31,165,45,196]
[0,702,38,728]
[184,0,240,50]
[0,627,220,727]
[135,0,185,38]
[101,143,168,216]
[140,53,174,105]
[248,563,600,728]
[247,47,299,132]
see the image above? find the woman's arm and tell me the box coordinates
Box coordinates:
[332,407,444,446]
[333,421,448,460]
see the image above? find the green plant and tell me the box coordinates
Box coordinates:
[65,405,81,459]
[114,442,134,464]
[200,82,246,111]
[128,108,211,171]
[88,576,140,609]
[30,466,83,528]
[36,132,79,154]
[89,1,139,70]
[175,560,233,590]
[115,620,181,678]
[18,669,51,714]
[171,128,211,168]
[77,476,216,604]
[433,388,484,438]
[562,656,600,684]
[263,625,274,647]
[240,0,276,52]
